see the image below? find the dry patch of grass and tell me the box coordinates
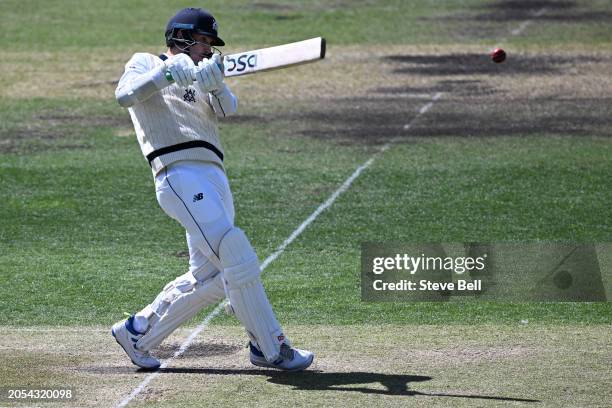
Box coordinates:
[1,324,610,407]
[4,45,609,102]
[1,45,609,152]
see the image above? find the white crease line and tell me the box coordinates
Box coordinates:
[403,92,442,131]
[115,93,442,408]
[115,303,226,408]
[510,7,547,36]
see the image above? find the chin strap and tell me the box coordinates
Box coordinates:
[171,32,221,59]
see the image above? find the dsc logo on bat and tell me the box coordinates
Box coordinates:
[224,53,258,73]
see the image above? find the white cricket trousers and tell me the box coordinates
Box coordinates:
[155,160,235,280]
[140,160,286,360]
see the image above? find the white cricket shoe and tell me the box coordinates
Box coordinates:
[111,315,161,369]
[249,342,314,371]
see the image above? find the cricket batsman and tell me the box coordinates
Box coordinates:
[112,7,314,371]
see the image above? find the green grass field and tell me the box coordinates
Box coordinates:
[1,0,611,407]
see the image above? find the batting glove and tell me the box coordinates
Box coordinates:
[166,53,195,88]
[194,54,224,93]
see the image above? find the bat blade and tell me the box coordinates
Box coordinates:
[222,37,326,77]
[164,37,326,82]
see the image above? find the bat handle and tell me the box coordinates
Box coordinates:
[165,62,224,82]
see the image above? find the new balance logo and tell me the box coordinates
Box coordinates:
[193,193,204,202]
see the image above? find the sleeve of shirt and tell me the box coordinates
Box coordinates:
[208,83,238,117]
[115,53,171,107]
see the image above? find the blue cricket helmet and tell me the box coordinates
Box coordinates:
[165,7,225,47]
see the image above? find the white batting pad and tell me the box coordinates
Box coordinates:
[220,228,285,362]
[136,272,225,351]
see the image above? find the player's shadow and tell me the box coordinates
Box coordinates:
[157,368,539,403]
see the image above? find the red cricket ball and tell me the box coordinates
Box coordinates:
[491,48,506,63]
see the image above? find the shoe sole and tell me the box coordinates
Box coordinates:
[250,354,314,372]
[111,326,160,370]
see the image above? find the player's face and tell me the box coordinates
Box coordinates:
[188,33,215,63]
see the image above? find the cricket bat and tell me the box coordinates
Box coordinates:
[165,37,326,81]
[117,38,325,108]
